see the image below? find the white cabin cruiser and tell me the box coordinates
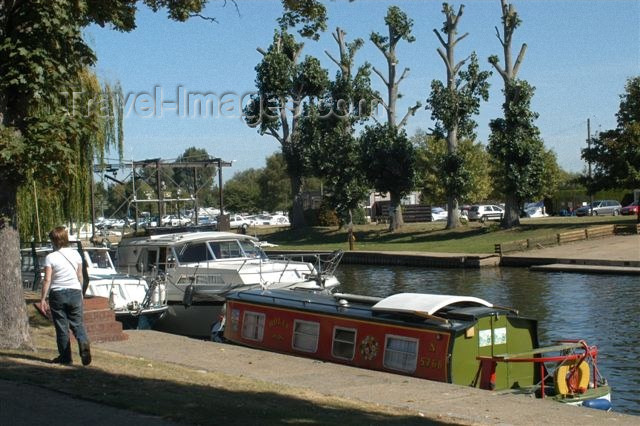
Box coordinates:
[82,247,168,328]
[20,244,168,329]
[115,231,342,337]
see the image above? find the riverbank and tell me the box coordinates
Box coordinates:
[253,215,638,254]
[268,233,640,274]
[4,223,637,423]
[2,327,636,425]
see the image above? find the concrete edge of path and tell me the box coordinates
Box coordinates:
[94,330,638,425]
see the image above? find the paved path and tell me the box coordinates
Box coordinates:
[505,234,639,263]
[502,234,640,272]
[0,379,177,426]
[95,331,637,425]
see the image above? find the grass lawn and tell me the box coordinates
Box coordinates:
[250,215,636,253]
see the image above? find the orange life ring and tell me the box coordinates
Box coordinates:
[554,360,590,395]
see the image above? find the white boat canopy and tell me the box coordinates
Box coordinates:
[372,293,493,316]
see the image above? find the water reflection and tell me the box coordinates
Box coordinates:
[335,265,640,415]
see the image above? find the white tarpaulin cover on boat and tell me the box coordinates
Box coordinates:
[372,293,493,316]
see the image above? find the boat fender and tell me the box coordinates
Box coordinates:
[159,283,166,304]
[152,285,160,305]
[582,398,612,411]
[182,283,195,308]
[211,303,227,342]
[554,360,590,396]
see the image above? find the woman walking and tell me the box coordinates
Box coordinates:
[40,226,91,365]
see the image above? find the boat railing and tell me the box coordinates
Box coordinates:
[273,250,344,282]
[475,339,605,399]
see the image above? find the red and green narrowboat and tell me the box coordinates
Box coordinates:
[223,289,611,410]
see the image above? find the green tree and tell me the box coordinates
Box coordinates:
[16,71,124,240]
[173,147,217,207]
[365,6,420,230]
[300,27,376,226]
[427,3,491,228]
[0,0,214,350]
[540,149,563,199]
[582,76,640,192]
[412,130,492,205]
[224,169,263,214]
[360,123,415,217]
[278,0,327,41]
[258,153,291,213]
[488,0,547,228]
[244,29,328,228]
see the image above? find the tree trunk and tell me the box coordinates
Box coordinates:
[0,180,34,350]
[389,191,404,231]
[289,174,306,229]
[446,195,460,229]
[501,192,521,228]
[445,120,461,229]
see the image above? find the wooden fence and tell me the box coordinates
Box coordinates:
[494,223,636,255]
[372,202,432,223]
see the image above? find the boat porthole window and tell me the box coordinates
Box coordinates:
[332,327,356,360]
[241,311,265,341]
[292,320,319,353]
[383,335,418,373]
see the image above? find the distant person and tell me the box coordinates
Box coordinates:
[40,226,92,366]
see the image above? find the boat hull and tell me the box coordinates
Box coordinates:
[223,289,609,409]
[555,387,612,410]
[115,305,169,330]
[153,302,223,338]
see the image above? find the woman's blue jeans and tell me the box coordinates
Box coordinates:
[48,289,89,362]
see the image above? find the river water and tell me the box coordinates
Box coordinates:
[334,265,640,415]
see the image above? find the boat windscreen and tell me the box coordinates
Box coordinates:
[176,242,214,263]
[209,240,244,259]
[86,250,113,269]
[240,241,267,259]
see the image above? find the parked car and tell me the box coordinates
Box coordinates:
[228,214,253,230]
[267,214,290,226]
[574,200,622,216]
[161,215,191,226]
[621,201,639,215]
[467,205,504,222]
[430,207,448,221]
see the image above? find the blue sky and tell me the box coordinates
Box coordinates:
[85,0,639,179]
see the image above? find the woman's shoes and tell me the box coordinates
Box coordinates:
[79,342,92,366]
[49,342,91,366]
[50,356,72,365]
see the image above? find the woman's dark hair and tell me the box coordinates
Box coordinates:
[49,226,69,248]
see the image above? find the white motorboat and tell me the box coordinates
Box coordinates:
[115,231,342,337]
[20,244,168,329]
[82,246,168,329]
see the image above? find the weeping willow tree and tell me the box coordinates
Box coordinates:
[17,69,124,241]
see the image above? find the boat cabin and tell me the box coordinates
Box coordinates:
[116,232,268,276]
[224,289,540,390]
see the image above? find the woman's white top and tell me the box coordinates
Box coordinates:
[44,247,83,291]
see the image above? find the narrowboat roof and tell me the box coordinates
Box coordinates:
[226,289,516,332]
[372,293,492,316]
